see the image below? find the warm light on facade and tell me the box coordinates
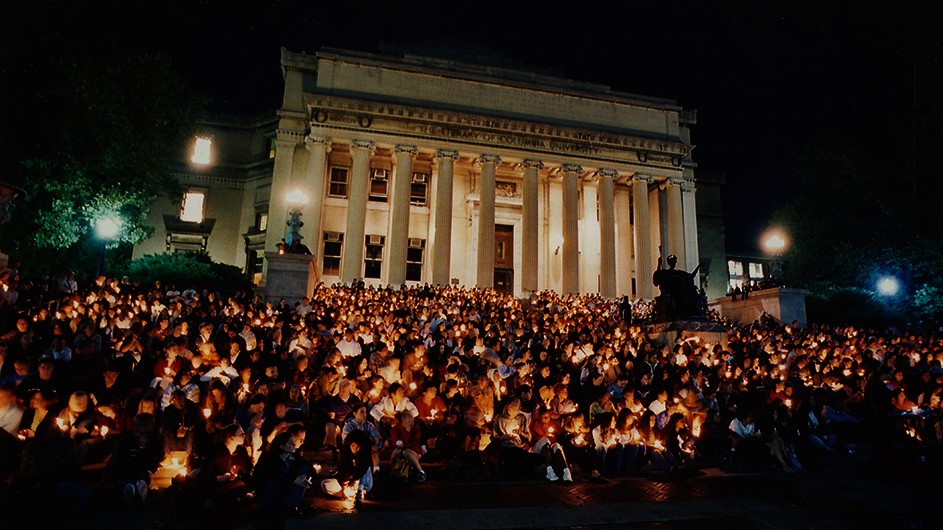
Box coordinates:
[191,137,212,165]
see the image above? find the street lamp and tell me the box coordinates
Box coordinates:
[284,189,309,251]
[94,216,121,278]
[876,276,900,297]
[760,228,789,285]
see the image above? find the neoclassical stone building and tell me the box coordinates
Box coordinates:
[134,46,727,300]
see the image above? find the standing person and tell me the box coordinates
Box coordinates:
[619,295,633,325]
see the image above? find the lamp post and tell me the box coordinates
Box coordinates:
[761,228,789,285]
[284,189,309,251]
[94,216,121,278]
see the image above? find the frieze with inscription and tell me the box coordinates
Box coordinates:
[305,95,691,167]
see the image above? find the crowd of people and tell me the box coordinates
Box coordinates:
[0,268,940,526]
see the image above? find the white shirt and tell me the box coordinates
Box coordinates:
[0,403,24,435]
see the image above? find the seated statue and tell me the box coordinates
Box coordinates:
[652,254,705,322]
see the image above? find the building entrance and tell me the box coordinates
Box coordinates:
[494,224,514,294]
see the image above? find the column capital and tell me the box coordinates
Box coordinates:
[435,149,459,161]
[350,139,376,153]
[681,178,697,192]
[394,144,419,156]
[561,163,583,175]
[477,154,501,166]
[632,174,655,184]
[667,176,686,187]
[522,158,545,170]
[304,134,331,152]
[597,168,619,180]
[276,128,305,145]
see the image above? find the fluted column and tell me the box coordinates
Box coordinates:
[476,154,500,289]
[597,169,618,299]
[432,150,458,286]
[561,164,582,295]
[666,176,686,267]
[681,178,700,273]
[386,145,417,287]
[301,135,330,254]
[521,159,543,293]
[341,140,374,282]
[632,175,654,299]
[264,131,300,261]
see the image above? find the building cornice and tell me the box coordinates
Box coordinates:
[305,95,691,170]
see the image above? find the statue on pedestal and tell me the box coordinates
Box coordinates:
[652,253,706,322]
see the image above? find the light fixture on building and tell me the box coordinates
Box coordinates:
[285,189,310,249]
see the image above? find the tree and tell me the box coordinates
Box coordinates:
[0,52,206,274]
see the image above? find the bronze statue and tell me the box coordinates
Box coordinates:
[652,253,706,322]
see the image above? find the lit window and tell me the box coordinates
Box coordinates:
[255,212,268,232]
[323,232,344,276]
[180,190,205,223]
[728,278,744,292]
[369,169,388,202]
[410,173,428,206]
[727,260,743,277]
[191,137,212,165]
[406,239,425,282]
[748,262,764,279]
[364,235,384,279]
[268,138,276,159]
[328,167,349,198]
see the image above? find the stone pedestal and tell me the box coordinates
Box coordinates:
[264,252,317,305]
[644,320,728,350]
[709,287,809,328]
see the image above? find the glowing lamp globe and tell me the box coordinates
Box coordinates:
[876,276,900,297]
[95,217,121,240]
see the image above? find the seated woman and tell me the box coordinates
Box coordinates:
[529,405,573,482]
[252,431,315,519]
[637,409,678,475]
[389,410,427,482]
[108,412,161,504]
[197,423,253,509]
[321,427,375,505]
[614,408,645,475]
[591,412,619,480]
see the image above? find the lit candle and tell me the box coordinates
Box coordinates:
[548,427,555,434]
[203,408,212,419]
[409,382,417,391]
[100,425,109,437]
[56,417,67,431]
[785,399,793,408]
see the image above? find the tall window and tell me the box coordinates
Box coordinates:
[748,262,764,279]
[406,238,425,282]
[322,232,344,276]
[369,169,389,202]
[255,212,268,232]
[328,166,350,198]
[267,138,277,159]
[727,260,743,277]
[410,173,428,206]
[180,190,206,223]
[364,235,385,279]
[191,137,212,165]
[250,250,264,285]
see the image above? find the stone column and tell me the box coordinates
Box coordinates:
[666,176,686,267]
[561,164,582,295]
[341,140,374,282]
[521,159,543,294]
[597,169,618,299]
[386,145,417,287]
[432,150,458,286]
[264,131,300,261]
[476,154,500,289]
[301,135,330,256]
[682,178,700,273]
[632,175,654,299]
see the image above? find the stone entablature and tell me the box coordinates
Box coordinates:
[304,95,691,169]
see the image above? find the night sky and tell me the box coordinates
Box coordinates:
[2,1,940,253]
